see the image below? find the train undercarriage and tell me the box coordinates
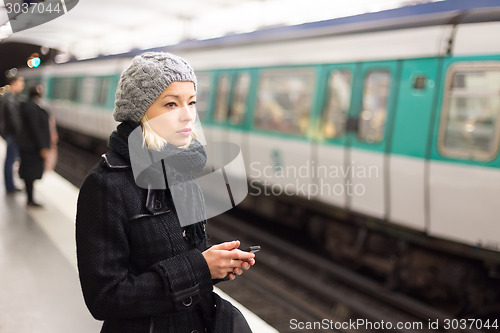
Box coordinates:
[240,185,500,319]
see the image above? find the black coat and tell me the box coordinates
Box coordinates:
[18,99,51,180]
[76,150,235,333]
[0,91,22,136]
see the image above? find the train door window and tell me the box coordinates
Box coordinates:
[214,74,230,123]
[439,63,500,161]
[413,75,426,90]
[196,72,211,121]
[81,77,97,105]
[229,73,250,125]
[322,70,352,138]
[255,68,316,135]
[358,71,391,143]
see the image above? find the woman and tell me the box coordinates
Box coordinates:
[76,52,255,333]
[18,84,51,207]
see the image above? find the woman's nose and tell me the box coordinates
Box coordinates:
[180,106,195,121]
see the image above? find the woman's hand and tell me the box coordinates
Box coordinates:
[202,240,256,280]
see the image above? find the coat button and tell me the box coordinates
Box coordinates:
[154,200,162,210]
[182,297,193,307]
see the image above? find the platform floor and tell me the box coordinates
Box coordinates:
[0,178,100,331]
[0,140,277,333]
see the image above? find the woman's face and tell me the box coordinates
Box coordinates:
[145,81,196,147]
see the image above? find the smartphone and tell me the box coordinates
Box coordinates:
[242,246,261,253]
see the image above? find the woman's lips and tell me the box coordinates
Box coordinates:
[177,128,192,136]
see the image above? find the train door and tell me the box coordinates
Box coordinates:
[247,66,318,197]
[388,58,440,231]
[203,70,255,175]
[346,61,401,219]
[428,58,500,248]
[209,69,254,153]
[315,64,357,209]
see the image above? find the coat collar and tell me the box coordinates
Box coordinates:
[100,151,131,170]
[101,151,167,216]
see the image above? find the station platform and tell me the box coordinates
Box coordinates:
[0,140,278,333]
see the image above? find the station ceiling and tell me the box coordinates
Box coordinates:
[0,0,434,60]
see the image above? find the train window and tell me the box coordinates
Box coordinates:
[413,76,426,90]
[49,78,58,99]
[439,63,500,161]
[70,78,82,102]
[229,73,250,125]
[214,74,230,123]
[322,70,352,138]
[49,78,60,99]
[195,72,210,121]
[255,68,316,135]
[358,71,391,143]
[95,77,111,106]
[80,77,97,105]
[61,78,73,100]
[50,78,63,99]
[51,77,73,100]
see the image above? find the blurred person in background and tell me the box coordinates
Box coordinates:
[18,84,51,207]
[0,76,24,194]
[44,107,59,171]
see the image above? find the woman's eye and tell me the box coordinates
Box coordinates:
[165,102,177,108]
[189,101,196,106]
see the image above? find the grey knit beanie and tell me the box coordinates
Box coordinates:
[113,52,197,123]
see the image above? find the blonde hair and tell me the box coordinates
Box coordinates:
[140,114,196,150]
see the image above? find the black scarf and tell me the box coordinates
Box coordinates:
[108,121,207,247]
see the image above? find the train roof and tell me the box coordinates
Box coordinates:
[82,0,500,62]
[167,0,500,50]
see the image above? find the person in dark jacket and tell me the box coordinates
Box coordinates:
[1,76,24,193]
[76,52,256,333]
[18,84,51,207]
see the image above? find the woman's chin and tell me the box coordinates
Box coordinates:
[169,136,192,148]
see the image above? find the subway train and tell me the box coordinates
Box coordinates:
[21,0,500,316]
